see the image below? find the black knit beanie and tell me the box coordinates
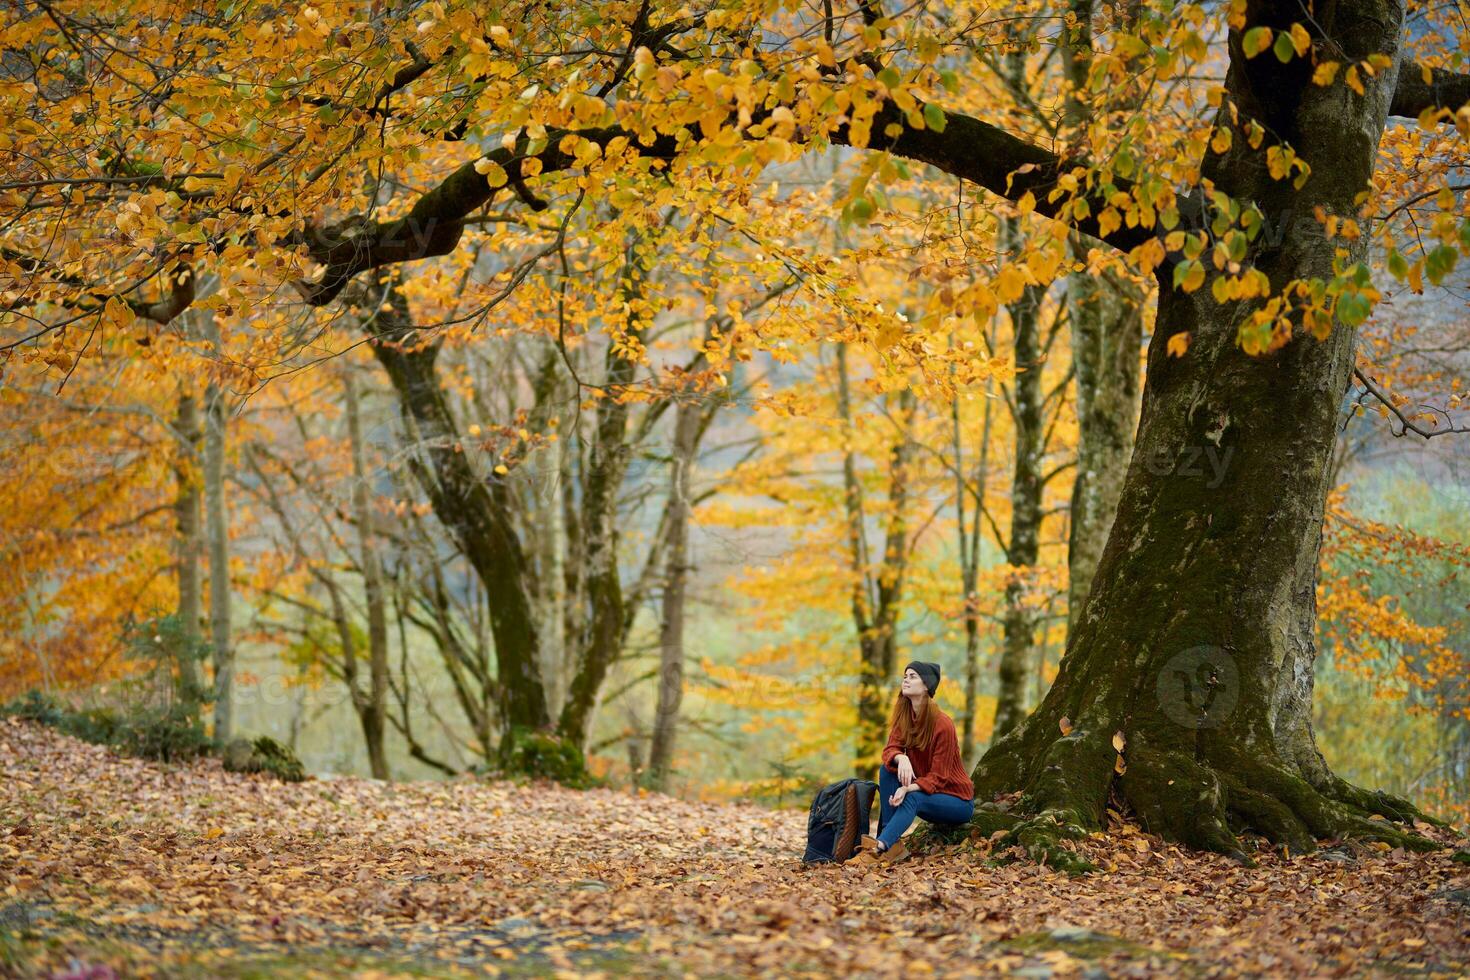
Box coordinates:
[905,660,941,697]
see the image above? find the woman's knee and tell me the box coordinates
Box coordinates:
[915,795,971,822]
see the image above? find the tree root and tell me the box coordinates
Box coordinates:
[1238,759,1441,853]
[1123,743,1254,864]
[1124,745,1442,860]
[1218,775,1312,856]
[964,727,1445,874]
[992,810,1098,876]
[1015,725,1116,829]
[907,819,982,855]
[1318,772,1451,829]
[969,805,1024,838]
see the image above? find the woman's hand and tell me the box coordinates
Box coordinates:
[896,754,915,787]
[888,784,910,806]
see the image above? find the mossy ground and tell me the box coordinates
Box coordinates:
[0,899,663,978]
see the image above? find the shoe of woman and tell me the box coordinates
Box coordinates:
[857,834,881,854]
[848,838,906,867]
[879,839,908,864]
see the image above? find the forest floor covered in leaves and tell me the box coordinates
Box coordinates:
[3,717,1470,979]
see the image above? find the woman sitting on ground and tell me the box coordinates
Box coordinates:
[853,660,975,866]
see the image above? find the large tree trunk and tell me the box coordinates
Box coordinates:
[343,366,391,780]
[991,213,1046,741]
[646,398,699,790]
[968,0,1439,866]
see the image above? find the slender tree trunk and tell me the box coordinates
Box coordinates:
[647,399,699,790]
[837,343,875,776]
[558,255,642,751]
[1061,0,1145,638]
[872,384,916,703]
[1065,271,1143,635]
[992,212,1046,741]
[536,387,570,721]
[362,281,552,742]
[172,390,205,702]
[969,0,1439,864]
[842,340,917,775]
[958,384,994,762]
[386,592,460,776]
[561,442,584,709]
[203,354,233,741]
[344,366,391,780]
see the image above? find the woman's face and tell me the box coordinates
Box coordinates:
[900,668,926,698]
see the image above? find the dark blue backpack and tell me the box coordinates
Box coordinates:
[802,777,878,864]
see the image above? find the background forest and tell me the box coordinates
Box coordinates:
[1,0,1467,829]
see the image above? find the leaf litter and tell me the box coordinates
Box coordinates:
[3,718,1469,978]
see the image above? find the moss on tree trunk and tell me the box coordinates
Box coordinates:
[967,0,1443,870]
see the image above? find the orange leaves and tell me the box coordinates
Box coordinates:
[1265,144,1310,187]
[1241,23,1308,62]
[993,265,1028,305]
[1172,259,1206,293]
[473,158,509,188]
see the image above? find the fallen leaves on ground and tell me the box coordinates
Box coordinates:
[3,718,1469,978]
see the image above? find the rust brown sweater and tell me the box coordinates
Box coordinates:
[881,706,974,800]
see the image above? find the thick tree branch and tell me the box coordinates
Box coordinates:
[2,249,194,327]
[286,100,1166,309]
[863,103,1157,246]
[1391,62,1470,119]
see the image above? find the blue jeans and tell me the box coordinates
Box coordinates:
[876,765,974,848]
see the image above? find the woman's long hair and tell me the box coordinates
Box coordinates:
[886,689,936,753]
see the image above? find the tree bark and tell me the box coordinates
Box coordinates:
[343,365,391,780]
[647,398,700,790]
[534,358,571,721]
[968,0,1441,867]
